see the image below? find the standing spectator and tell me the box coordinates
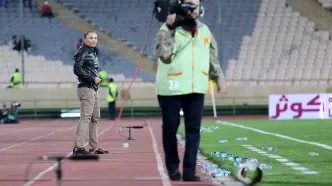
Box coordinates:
[106,78,118,120]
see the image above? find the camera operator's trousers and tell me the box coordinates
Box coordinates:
[157,93,204,176]
[74,87,100,149]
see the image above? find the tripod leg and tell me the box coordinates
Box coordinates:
[127,128,134,140]
[56,160,62,186]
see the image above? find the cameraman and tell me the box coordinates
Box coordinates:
[1,102,21,124]
[155,0,226,182]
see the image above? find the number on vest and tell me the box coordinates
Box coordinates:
[169,80,179,90]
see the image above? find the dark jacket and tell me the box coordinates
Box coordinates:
[73,43,99,91]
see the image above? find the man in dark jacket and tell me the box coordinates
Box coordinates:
[72,30,109,155]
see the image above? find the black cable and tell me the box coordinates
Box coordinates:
[171,39,192,58]
[23,158,40,185]
[118,127,129,139]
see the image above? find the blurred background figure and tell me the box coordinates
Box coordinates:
[7,68,22,88]
[106,78,118,120]
[0,102,21,124]
[41,1,54,18]
[99,68,109,87]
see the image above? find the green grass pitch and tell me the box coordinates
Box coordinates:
[177,119,332,186]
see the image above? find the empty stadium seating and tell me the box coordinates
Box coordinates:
[0,45,76,87]
[0,1,155,87]
[59,0,261,71]
[2,0,332,87]
[317,0,332,9]
[226,0,332,85]
[0,45,152,88]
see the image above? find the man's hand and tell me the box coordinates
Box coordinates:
[166,14,176,25]
[216,83,227,96]
[95,77,101,84]
[166,13,183,30]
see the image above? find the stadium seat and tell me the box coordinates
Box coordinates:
[2,0,332,87]
[317,0,332,8]
[226,0,332,85]
[59,0,261,71]
[0,1,154,87]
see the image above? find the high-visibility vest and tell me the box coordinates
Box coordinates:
[106,83,117,102]
[99,70,108,86]
[156,22,212,96]
[11,72,22,88]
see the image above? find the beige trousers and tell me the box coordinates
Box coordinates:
[74,87,100,149]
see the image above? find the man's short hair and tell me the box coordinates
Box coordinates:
[84,30,96,39]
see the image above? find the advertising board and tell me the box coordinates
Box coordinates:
[269,93,332,120]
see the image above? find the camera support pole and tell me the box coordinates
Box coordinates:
[127,127,134,140]
[55,158,63,186]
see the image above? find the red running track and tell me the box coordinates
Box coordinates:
[0,116,266,186]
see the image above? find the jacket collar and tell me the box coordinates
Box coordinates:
[177,20,204,37]
[82,43,95,52]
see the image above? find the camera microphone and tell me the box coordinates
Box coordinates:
[40,154,99,161]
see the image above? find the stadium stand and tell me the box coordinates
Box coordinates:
[226,0,332,85]
[1,0,332,109]
[317,0,332,9]
[0,0,154,87]
[59,0,261,71]
[1,0,332,88]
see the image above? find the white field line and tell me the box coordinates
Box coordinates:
[242,145,318,175]
[216,120,332,150]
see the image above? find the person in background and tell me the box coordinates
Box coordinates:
[75,38,83,50]
[8,35,17,49]
[98,68,108,87]
[0,102,21,124]
[7,68,22,88]
[13,36,32,53]
[41,1,54,18]
[106,78,118,120]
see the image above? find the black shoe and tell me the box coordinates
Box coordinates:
[73,147,89,155]
[182,174,201,182]
[89,147,110,154]
[168,169,182,181]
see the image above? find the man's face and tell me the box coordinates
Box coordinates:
[84,32,97,47]
[184,0,199,19]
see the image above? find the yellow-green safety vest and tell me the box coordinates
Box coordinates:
[156,22,212,96]
[11,72,22,88]
[99,70,108,86]
[106,83,117,102]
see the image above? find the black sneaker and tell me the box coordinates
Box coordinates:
[182,174,201,182]
[89,148,109,154]
[73,147,89,155]
[168,169,182,181]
